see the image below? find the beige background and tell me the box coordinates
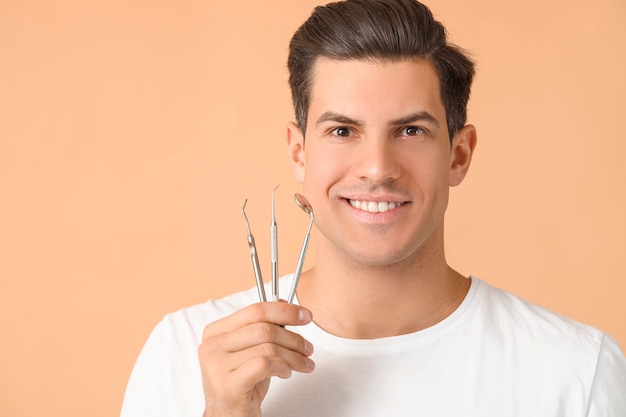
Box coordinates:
[1,0,625,415]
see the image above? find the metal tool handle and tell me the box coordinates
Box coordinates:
[270,185,279,301]
[271,222,278,301]
[248,236,267,302]
[288,232,310,303]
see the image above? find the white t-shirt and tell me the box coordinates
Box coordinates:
[121,276,626,416]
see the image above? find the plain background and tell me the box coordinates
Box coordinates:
[1,0,625,415]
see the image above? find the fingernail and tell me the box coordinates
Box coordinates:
[305,357,316,370]
[298,307,312,323]
[304,340,314,356]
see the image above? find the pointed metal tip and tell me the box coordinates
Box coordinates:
[272,185,279,217]
[242,199,252,233]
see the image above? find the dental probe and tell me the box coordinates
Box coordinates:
[270,185,279,302]
[242,199,266,302]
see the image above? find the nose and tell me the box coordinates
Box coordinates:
[352,136,401,184]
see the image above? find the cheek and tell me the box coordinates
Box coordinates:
[406,150,452,193]
[303,147,346,187]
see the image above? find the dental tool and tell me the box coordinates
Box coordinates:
[242,199,267,302]
[287,193,314,304]
[242,189,314,305]
[270,185,279,302]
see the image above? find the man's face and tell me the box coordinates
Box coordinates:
[288,58,474,268]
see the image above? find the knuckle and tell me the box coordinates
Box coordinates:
[257,342,279,358]
[198,336,218,355]
[248,355,274,374]
[201,323,215,340]
[248,355,291,379]
[247,303,267,322]
[255,322,276,341]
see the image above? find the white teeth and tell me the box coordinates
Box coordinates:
[349,200,402,213]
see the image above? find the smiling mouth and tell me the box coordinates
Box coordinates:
[348,199,406,213]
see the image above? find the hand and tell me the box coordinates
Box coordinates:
[198,301,315,417]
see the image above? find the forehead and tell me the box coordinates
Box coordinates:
[307,57,445,124]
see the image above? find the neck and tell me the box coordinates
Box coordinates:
[296,232,470,339]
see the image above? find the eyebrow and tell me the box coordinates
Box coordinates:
[390,111,441,128]
[315,110,441,128]
[315,111,362,127]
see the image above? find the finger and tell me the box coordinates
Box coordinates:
[199,337,315,403]
[199,318,315,372]
[228,335,315,373]
[226,321,314,356]
[229,347,316,390]
[200,323,314,377]
[247,341,315,374]
[207,356,292,409]
[202,302,312,340]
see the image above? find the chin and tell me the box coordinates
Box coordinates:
[343,247,417,268]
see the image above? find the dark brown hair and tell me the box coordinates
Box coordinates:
[287,0,475,141]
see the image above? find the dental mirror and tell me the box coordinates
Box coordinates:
[287,193,314,303]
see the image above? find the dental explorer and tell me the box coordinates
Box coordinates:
[242,199,266,302]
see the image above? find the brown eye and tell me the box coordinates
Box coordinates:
[331,127,351,137]
[401,126,424,136]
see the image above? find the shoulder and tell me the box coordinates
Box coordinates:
[471,277,622,378]
[466,279,626,416]
[475,277,605,347]
[121,285,260,417]
[472,277,626,408]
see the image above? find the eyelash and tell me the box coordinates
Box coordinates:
[328,126,426,138]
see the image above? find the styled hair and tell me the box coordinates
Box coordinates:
[287,0,475,140]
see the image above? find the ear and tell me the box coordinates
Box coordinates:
[449,124,477,187]
[287,121,306,184]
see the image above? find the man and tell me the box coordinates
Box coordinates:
[121,1,626,416]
